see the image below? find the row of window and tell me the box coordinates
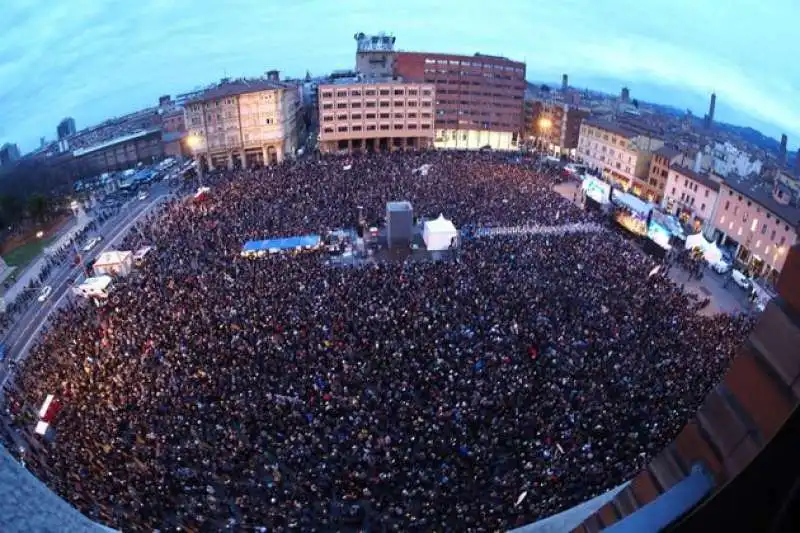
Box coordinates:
[188,94,276,112]
[423,77,526,92]
[422,58,524,74]
[322,112,432,121]
[321,88,432,98]
[723,199,791,233]
[422,68,523,81]
[323,123,432,133]
[435,119,517,129]
[322,100,431,110]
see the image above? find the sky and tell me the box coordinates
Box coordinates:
[1,0,799,152]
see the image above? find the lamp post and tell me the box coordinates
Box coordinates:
[537,117,553,154]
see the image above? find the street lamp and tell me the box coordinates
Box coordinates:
[537,117,553,153]
[186,135,201,151]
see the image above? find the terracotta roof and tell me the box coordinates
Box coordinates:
[723,177,800,226]
[670,165,720,192]
[582,117,639,139]
[654,145,682,160]
[184,79,287,104]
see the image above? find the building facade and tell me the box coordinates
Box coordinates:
[354,32,396,79]
[646,145,694,203]
[576,118,664,196]
[57,117,76,140]
[0,143,20,167]
[318,80,435,153]
[161,107,187,157]
[184,79,301,170]
[711,176,800,282]
[529,100,589,157]
[702,141,762,178]
[394,52,525,151]
[662,165,721,233]
[71,129,163,174]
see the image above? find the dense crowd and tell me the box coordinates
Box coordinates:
[4,152,753,532]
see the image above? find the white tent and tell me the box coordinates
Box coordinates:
[93,250,133,277]
[423,214,458,251]
[684,233,723,264]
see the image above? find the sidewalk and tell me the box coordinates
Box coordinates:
[666,265,748,316]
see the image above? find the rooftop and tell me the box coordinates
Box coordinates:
[654,145,682,160]
[671,165,721,191]
[723,176,800,226]
[582,117,640,139]
[320,77,426,86]
[184,79,289,104]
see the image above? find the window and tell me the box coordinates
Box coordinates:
[407,112,417,119]
[724,200,730,210]
[351,102,361,109]
[408,101,418,107]
[366,125,376,131]
[351,113,362,120]
[780,236,786,246]
[771,229,776,240]
[322,92,333,98]
[734,206,739,216]
[379,124,390,131]
[366,113,376,119]
[394,101,404,107]
[365,89,376,96]
[408,124,417,130]
[352,125,362,132]
[265,118,273,125]
[366,101,376,108]
[337,125,347,132]
[380,113,390,119]
[379,101,390,108]
[684,179,689,187]
[756,240,761,248]
[422,89,432,96]
[394,89,404,96]
[337,103,347,109]
[394,113,403,119]
[408,89,418,96]
[351,90,361,97]
[379,89,390,96]
[336,91,347,98]
[421,124,431,129]
[701,203,706,211]
[421,113,432,118]
[421,101,432,107]
[394,124,403,130]
[323,127,334,133]
[323,115,333,122]
[337,114,347,120]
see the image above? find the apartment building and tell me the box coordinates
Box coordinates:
[576,118,664,196]
[184,78,301,170]
[394,52,525,150]
[646,146,695,203]
[711,173,800,282]
[662,165,722,233]
[317,80,435,153]
[529,99,589,157]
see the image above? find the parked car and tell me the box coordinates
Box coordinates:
[138,190,149,201]
[82,236,103,252]
[708,258,731,274]
[37,285,52,303]
[731,269,752,290]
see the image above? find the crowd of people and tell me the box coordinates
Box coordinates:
[3,151,753,532]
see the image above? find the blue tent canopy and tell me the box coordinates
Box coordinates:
[241,235,321,255]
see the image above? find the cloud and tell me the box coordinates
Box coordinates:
[1,0,798,151]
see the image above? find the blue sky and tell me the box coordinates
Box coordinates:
[2,0,799,152]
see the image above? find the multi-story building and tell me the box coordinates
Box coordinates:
[394,51,525,150]
[646,145,695,203]
[161,107,187,157]
[662,165,722,233]
[57,117,76,140]
[184,78,301,170]
[701,141,763,178]
[317,79,435,153]
[576,118,664,196]
[354,32,396,79]
[529,99,589,157]
[711,173,800,282]
[0,143,21,167]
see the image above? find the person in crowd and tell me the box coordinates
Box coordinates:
[2,151,753,532]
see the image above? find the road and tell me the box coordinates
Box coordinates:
[0,183,173,390]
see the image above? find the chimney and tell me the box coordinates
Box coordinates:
[562,74,568,92]
[693,151,703,173]
[266,70,280,82]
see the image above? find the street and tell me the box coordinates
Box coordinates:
[0,183,173,390]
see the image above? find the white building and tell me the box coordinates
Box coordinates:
[702,141,762,178]
[662,165,722,235]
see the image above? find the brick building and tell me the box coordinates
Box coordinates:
[318,80,435,153]
[662,165,722,233]
[646,145,694,203]
[393,52,525,150]
[529,100,589,157]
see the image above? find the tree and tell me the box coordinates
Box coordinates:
[632,98,640,108]
[539,84,551,93]
[27,194,49,223]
